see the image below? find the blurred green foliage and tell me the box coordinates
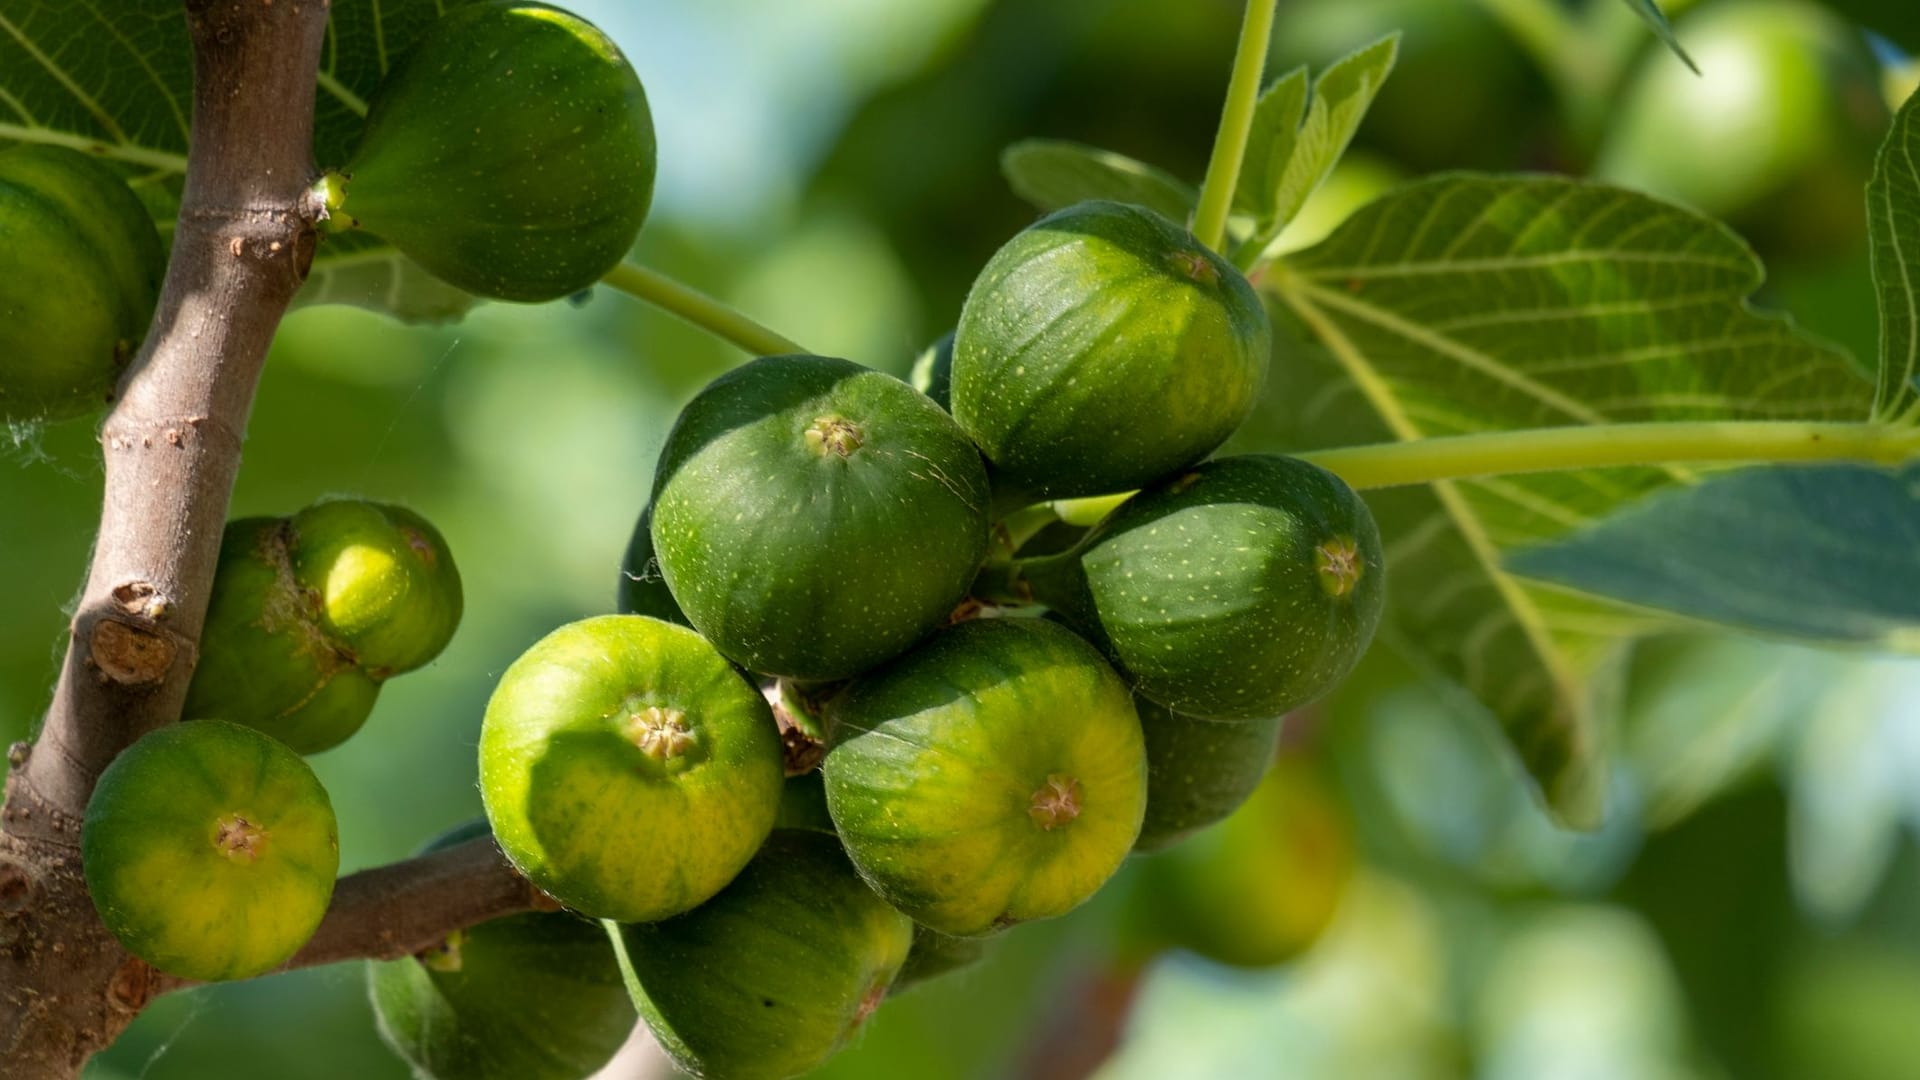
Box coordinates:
[0,0,1913,1076]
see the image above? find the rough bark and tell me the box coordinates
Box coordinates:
[0,4,549,1076]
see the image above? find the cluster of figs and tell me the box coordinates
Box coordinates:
[40,3,1385,1079]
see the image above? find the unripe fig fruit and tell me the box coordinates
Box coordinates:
[341,1,656,302]
[288,499,463,677]
[187,503,463,754]
[615,504,689,625]
[893,924,991,992]
[479,615,784,921]
[822,618,1146,936]
[1024,455,1384,720]
[82,720,338,982]
[908,331,954,411]
[368,820,636,1080]
[0,144,164,421]
[1134,703,1281,853]
[1134,753,1353,968]
[952,200,1270,500]
[651,354,991,680]
[608,830,914,1080]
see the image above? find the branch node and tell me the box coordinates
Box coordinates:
[0,860,36,914]
[105,960,154,1015]
[86,620,176,688]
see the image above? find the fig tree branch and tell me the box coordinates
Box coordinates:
[150,837,559,996]
[17,0,330,823]
[1191,0,1278,251]
[600,260,807,356]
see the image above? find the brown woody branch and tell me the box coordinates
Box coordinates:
[19,0,330,823]
[148,838,559,997]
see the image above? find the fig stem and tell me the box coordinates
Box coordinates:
[1301,421,1920,490]
[1191,0,1279,252]
[600,260,806,358]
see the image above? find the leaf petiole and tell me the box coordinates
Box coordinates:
[598,261,806,357]
[1191,0,1279,252]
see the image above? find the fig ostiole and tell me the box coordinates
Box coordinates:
[0,144,165,422]
[82,720,339,982]
[821,617,1147,937]
[650,354,991,681]
[608,829,914,1080]
[368,820,637,1080]
[338,0,656,302]
[1017,454,1385,721]
[951,199,1270,500]
[479,615,785,922]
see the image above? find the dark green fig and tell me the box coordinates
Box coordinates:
[368,820,636,1080]
[1134,753,1354,968]
[341,1,656,302]
[892,924,991,992]
[479,615,784,922]
[1134,703,1282,853]
[288,499,463,676]
[908,331,954,410]
[1023,455,1384,720]
[83,720,338,982]
[609,829,914,1080]
[821,618,1146,936]
[952,200,1270,500]
[0,144,164,421]
[615,504,689,625]
[651,354,991,681]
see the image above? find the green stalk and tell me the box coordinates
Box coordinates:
[1033,421,1920,519]
[600,261,805,357]
[1301,421,1920,490]
[1190,0,1280,252]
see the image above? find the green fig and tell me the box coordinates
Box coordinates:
[1021,455,1384,720]
[1134,703,1281,852]
[650,354,991,681]
[340,1,656,301]
[479,615,784,922]
[908,331,954,411]
[952,200,1270,500]
[822,618,1147,936]
[893,924,992,992]
[0,144,164,421]
[83,720,338,982]
[608,830,913,1080]
[186,502,462,754]
[288,499,463,677]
